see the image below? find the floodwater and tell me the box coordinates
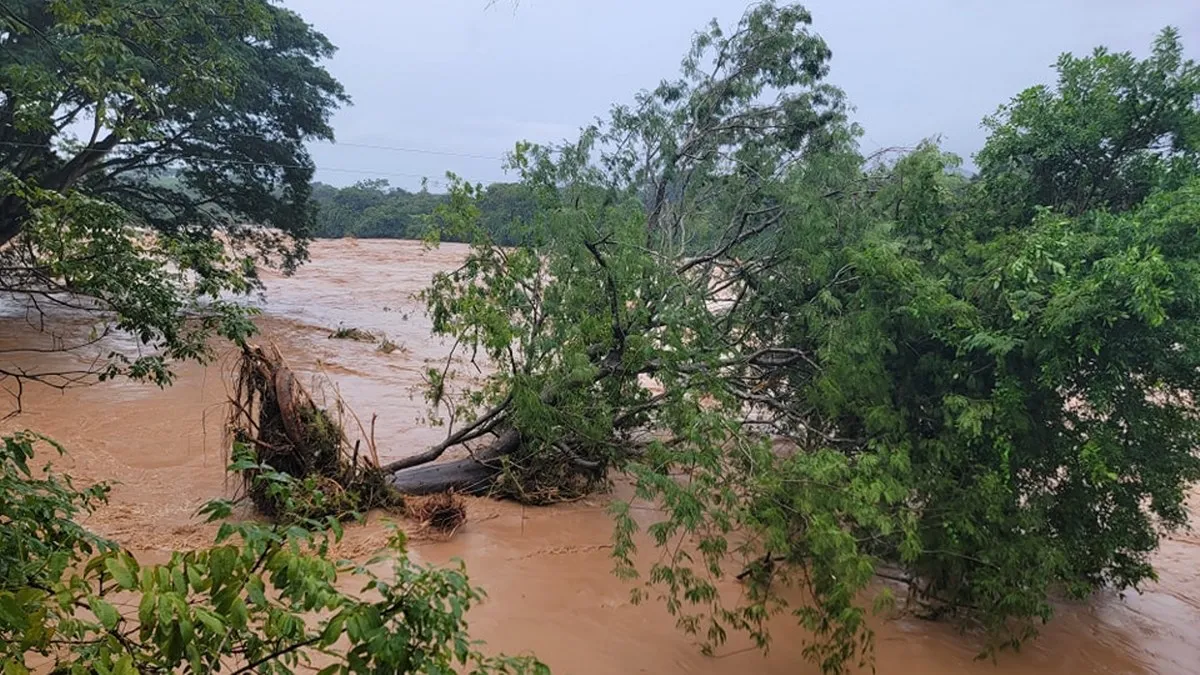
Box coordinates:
[2,238,1198,674]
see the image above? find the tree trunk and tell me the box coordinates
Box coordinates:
[387,456,500,495]
[386,428,521,495]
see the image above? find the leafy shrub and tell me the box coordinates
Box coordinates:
[0,433,546,674]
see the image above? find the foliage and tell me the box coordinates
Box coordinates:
[0,433,545,674]
[977,27,1199,223]
[0,432,112,610]
[311,180,538,245]
[311,180,444,240]
[414,4,1200,672]
[0,0,346,408]
[0,175,258,395]
[0,0,345,251]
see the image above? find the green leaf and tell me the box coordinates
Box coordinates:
[0,593,26,627]
[88,596,121,630]
[111,656,136,675]
[193,606,224,634]
[105,557,135,590]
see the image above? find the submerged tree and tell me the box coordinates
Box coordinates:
[386,5,1200,672]
[0,0,346,409]
[387,0,853,494]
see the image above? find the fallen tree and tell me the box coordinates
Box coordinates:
[376,8,1200,675]
[379,2,852,502]
[387,430,515,495]
[228,343,400,519]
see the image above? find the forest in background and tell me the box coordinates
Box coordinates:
[310,179,536,244]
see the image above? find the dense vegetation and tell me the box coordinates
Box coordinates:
[0,0,343,396]
[0,434,544,674]
[311,179,536,244]
[3,0,1199,674]
[0,1,533,672]
[391,7,1200,674]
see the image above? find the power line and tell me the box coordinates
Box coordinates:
[312,140,506,162]
[0,13,509,173]
[0,135,514,183]
[185,156,454,185]
[219,132,507,161]
[218,133,507,161]
[2,125,509,164]
[0,139,461,185]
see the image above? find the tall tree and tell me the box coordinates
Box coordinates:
[977,27,1200,224]
[383,13,1200,674]
[0,0,347,407]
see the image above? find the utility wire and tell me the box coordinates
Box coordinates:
[310,139,505,162]
[0,10,509,178]
[221,132,508,161]
[0,139,471,186]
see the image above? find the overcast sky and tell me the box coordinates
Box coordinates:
[283,0,1200,189]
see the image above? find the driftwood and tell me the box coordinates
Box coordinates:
[387,429,520,495]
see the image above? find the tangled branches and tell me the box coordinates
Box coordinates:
[227,344,400,520]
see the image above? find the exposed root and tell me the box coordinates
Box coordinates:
[405,492,468,536]
[227,343,402,521]
[228,345,608,510]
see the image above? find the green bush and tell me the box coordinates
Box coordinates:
[0,434,545,675]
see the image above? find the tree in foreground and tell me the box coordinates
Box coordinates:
[0,433,544,674]
[0,0,346,410]
[0,4,538,672]
[382,5,1200,672]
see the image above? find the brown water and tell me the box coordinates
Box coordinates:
[3,238,1198,674]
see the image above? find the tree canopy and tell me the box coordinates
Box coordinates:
[1,0,344,251]
[0,0,346,404]
[310,179,537,245]
[977,26,1199,223]
[384,6,1200,673]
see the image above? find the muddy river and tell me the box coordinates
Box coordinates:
[2,238,1198,674]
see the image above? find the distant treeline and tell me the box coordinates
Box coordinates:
[310,179,535,244]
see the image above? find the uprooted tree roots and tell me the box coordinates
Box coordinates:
[228,344,604,514]
[227,344,401,520]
